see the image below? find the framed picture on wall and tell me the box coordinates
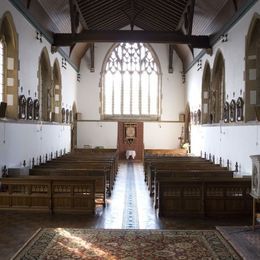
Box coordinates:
[124,123,137,144]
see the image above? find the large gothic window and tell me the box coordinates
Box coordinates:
[102,43,161,120]
[0,40,4,102]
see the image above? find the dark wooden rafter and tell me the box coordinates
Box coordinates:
[137,13,175,31]
[91,18,129,31]
[142,0,184,21]
[81,4,124,22]
[69,0,77,35]
[71,0,88,30]
[53,30,210,49]
[177,0,195,33]
[187,0,195,36]
[232,0,238,11]
[26,0,31,9]
[90,43,95,72]
[121,0,144,31]
[84,11,126,29]
[168,44,174,73]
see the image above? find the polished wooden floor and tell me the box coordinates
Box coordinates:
[0,162,252,259]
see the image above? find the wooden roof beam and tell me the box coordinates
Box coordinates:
[177,0,195,32]
[53,30,210,49]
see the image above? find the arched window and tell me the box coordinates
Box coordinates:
[102,43,161,120]
[0,12,18,118]
[210,50,225,123]
[53,59,62,122]
[0,40,4,102]
[38,47,52,121]
[201,61,211,124]
[245,14,260,121]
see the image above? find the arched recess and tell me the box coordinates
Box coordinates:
[201,61,211,124]
[38,47,52,121]
[0,12,19,119]
[71,102,77,150]
[53,59,62,122]
[184,103,190,145]
[245,14,260,121]
[210,50,225,123]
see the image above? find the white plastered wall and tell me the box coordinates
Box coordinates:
[77,42,185,149]
[0,0,77,173]
[186,1,260,174]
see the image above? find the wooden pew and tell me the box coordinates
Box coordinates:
[32,161,114,196]
[144,156,207,183]
[144,157,213,194]
[0,176,95,214]
[145,149,188,157]
[30,168,107,205]
[153,168,234,208]
[157,177,251,217]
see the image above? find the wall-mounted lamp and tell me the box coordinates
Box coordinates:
[197,59,202,71]
[20,86,23,93]
[62,58,67,69]
[220,34,228,43]
[36,31,43,43]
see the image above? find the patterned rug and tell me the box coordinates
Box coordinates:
[12,228,241,259]
[217,226,260,260]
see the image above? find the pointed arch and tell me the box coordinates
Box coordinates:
[0,11,19,118]
[71,101,77,150]
[201,60,211,124]
[38,47,52,121]
[245,13,260,121]
[211,50,225,123]
[101,42,162,120]
[184,103,190,144]
[53,58,62,122]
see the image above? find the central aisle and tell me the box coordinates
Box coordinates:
[97,162,161,229]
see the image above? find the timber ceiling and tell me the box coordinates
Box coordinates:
[11,0,256,70]
[75,0,188,31]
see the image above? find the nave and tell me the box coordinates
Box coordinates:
[0,162,255,260]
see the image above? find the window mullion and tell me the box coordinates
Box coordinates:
[112,79,115,115]
[130,72,132,115]
[139,72,141,115]
[121,72,123,115]
[148,74,151,115]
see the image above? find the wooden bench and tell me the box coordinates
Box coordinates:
[153,168,234,208]
[32,161,114,196]
[157,177,251,217]
[30,168,107,205]
[145,149,188,157]
[0,176,95,214]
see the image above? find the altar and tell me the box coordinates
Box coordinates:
[126,150,136,160]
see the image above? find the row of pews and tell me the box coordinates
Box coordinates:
[144,150,252,217]
[0,148,118,214]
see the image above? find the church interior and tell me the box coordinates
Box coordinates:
[0,0,260,259]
